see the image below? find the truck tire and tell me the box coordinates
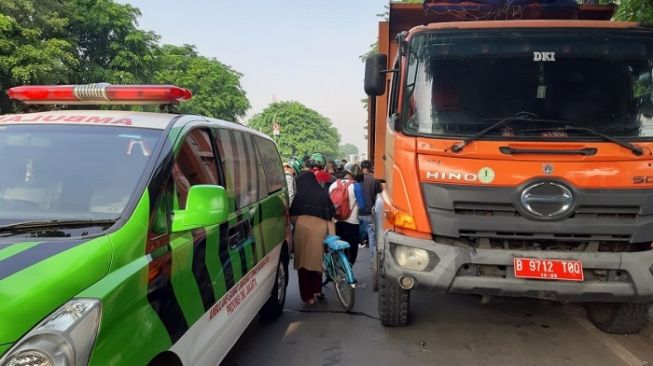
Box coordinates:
[372,251,379,292]
[586,302,649,334]
[260,247,288,321]
[378,257,409,326]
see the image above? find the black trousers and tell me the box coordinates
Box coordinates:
[335,221,360,265]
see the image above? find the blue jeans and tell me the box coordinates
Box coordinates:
[359,215,375,260]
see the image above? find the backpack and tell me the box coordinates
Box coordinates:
[330,179,354,220]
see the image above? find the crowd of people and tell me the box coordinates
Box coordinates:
[283,153,382,305]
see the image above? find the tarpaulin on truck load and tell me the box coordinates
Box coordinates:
[423,0,579,20]
[423,0,577,5]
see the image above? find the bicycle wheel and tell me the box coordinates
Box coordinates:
[331,252,355,311]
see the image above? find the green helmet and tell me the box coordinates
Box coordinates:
[309,152,326,168]
[286,157,302,175]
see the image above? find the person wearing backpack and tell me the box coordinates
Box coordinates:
[329,164,365,264]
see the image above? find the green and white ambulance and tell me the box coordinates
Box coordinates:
[0,84,291,366]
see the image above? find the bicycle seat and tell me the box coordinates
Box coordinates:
[324,235,350,250]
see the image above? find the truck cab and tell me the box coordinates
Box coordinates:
[365,1,653,334]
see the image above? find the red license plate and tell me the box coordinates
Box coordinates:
[513,258,584,281]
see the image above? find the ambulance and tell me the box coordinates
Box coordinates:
[0,84,291,365]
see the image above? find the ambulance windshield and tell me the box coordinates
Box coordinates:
[403,29,653,140]
[0,124,161,226]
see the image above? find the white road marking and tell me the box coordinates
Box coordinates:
[566,307,646,366]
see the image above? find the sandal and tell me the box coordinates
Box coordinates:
[315,293,325,300]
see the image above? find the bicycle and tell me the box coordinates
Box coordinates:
[323,235,357,311]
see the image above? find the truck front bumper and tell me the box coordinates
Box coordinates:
[382,231,653,302]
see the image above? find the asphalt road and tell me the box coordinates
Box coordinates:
[223,250,653,366]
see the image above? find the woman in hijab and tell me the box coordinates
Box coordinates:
[289,160,335,305]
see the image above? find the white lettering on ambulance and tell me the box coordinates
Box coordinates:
[209,255,270,320]
[0,115,133,126]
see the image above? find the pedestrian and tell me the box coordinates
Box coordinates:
[326,160,338,175]
[283,157,301,204]
[309,152,336,189]
[359,160,382,268]
[329,164,365,264]
[290,161,336,305]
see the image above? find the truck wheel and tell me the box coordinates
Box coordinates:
[372,250,379,292]
[378,257,409,326]
[586,302,649,334]
[260,247,288,321]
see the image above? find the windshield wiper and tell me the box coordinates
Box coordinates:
[0,219,118,233]
[450,112,644,156]
[552,126,642,156]
[513,126,644,156]
[451,112,568,153]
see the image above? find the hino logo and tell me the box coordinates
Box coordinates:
[533,52,556,62]
[426,171,478,182]
[520,181,573,219]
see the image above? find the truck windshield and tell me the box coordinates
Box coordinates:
[0,125,161,226]
[403,29,653,140]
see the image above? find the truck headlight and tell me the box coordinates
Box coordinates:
[392,244,432,272]
[0,299,102,366]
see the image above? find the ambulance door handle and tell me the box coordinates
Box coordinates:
[228,225,244,250]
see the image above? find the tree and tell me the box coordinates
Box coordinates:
[67,0,159,84]
[0,0,78,113]
[152,44,250,121]
[0,0,251,119]
[338,143,359,161]
[248,101,341,159]
[614,0,653,24]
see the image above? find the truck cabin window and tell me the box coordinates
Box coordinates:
[403,29,653,140]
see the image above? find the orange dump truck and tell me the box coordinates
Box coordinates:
[365,1,653,333]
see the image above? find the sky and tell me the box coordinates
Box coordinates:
[117,0,389,154]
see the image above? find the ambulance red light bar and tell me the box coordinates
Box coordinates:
[7,83,192,105]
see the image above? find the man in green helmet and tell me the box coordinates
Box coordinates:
[308,152,336,189]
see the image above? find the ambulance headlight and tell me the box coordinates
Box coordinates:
[0,299,102,366]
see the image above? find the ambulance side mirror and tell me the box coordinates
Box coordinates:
[365,53,388,96]
[172,185,227,232]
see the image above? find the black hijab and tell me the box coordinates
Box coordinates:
[290,170,335,221]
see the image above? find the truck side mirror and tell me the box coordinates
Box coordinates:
[365,53,388,96]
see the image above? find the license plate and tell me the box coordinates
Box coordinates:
[513,258,584,281]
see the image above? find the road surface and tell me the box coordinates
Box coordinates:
[224,250,653,366]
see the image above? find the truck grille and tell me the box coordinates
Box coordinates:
[454,202,640,220]
[423,183,653,244]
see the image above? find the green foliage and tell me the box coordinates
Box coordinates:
[338,143,359,160]
[614,0,653,24]
[67,0,159,84]
[248,101,341,159]
[0,0,78,112]
[152,45,249,121]
[0,0,250,120]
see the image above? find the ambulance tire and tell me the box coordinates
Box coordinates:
[378,257,409,327]
[148,351,183,366]
[586,302,649,334]
[260,245,289,321]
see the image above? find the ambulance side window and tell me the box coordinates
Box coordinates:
[215,129,266,210]
[254,136,285,194]
[173,128,221,209]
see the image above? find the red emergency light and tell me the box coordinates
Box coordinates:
[7,83,193,105]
